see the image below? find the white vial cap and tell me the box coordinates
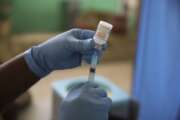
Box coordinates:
[94,21,113,45]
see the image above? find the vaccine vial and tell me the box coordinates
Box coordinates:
[93,21,113,48]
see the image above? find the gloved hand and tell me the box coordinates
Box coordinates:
[60,82,112,120]
[24,29,103,78]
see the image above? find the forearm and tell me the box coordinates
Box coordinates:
[0,54,39,111]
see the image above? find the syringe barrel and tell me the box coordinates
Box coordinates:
[88,21,113,82]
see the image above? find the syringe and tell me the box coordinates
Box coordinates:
[88,52,98,82]
[88,21,113,82]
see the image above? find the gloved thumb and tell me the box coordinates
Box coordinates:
[69,37,95,52]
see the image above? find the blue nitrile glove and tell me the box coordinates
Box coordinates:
[24,29,104,78]
[60,82,112,120]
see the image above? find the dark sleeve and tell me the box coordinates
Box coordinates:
[0,53,40,111]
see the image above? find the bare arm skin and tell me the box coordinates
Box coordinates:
[0,54,39,111]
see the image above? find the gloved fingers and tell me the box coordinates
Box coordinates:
[83,82,99,89]
[101,97,112,108]
[83,82,108,97]
[68,82,99,98]
[91,87,107,97]
[68,37,95,52]
[68,82,86,92]
[51,53,81,70]
[79,29,95,39]
[71,28,95,39]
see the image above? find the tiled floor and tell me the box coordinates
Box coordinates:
[17,62,133,120]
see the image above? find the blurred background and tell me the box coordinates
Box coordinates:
[0,0,140,120]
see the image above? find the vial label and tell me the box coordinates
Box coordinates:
[94,21,113,45]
